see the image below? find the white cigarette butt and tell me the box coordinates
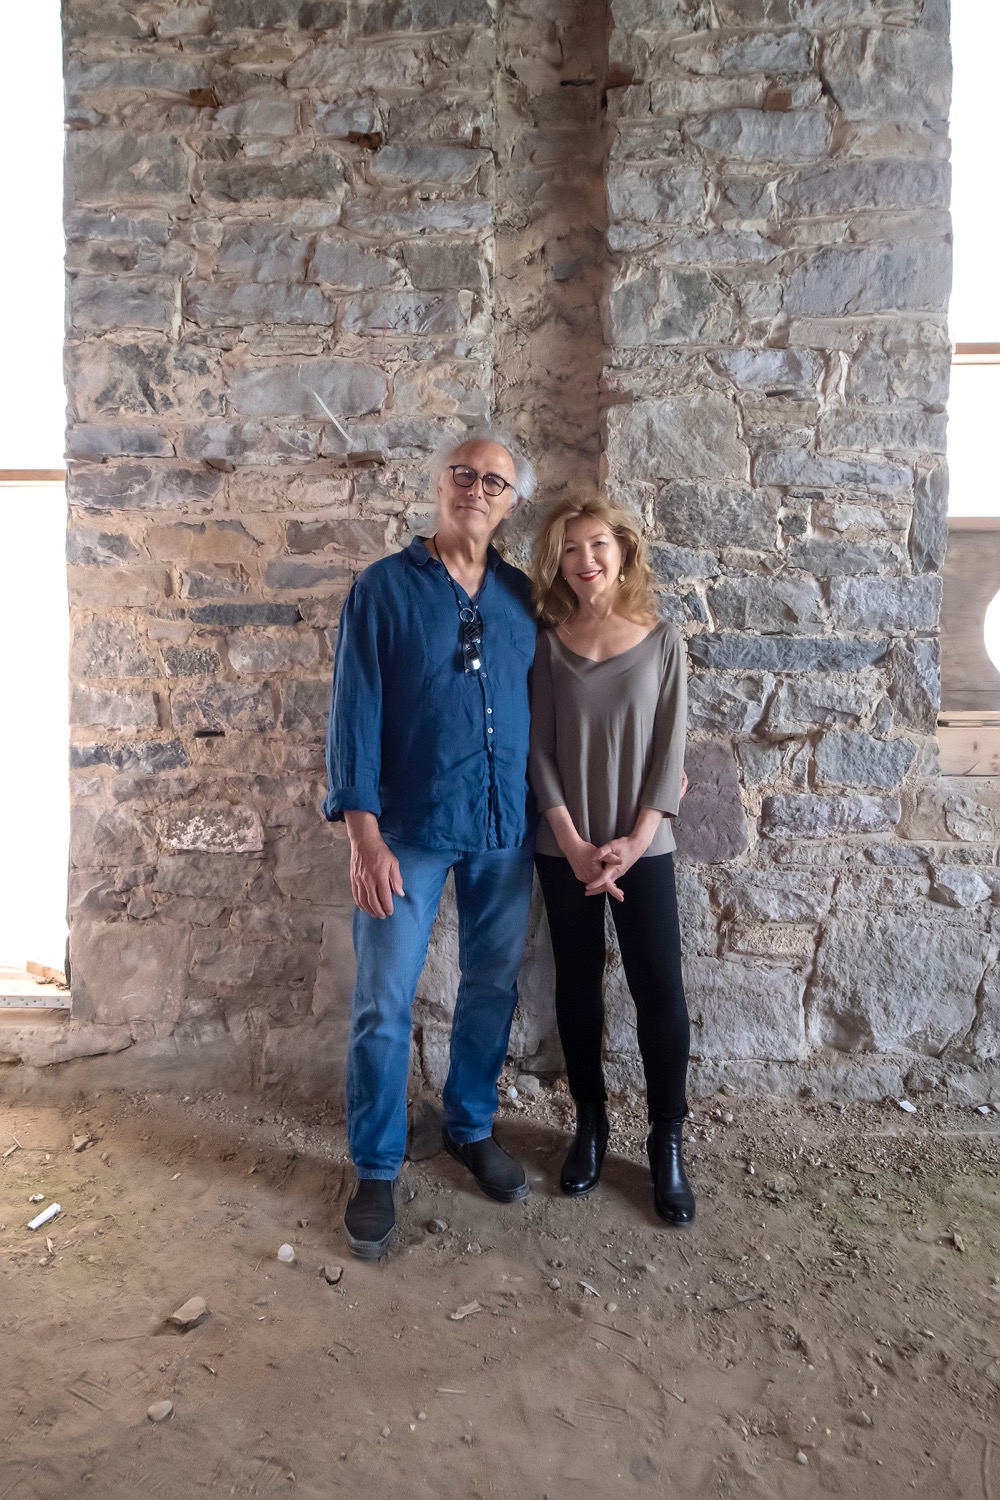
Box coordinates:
[28,1203,61,1231]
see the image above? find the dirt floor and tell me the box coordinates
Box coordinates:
[2,1078,999,1500]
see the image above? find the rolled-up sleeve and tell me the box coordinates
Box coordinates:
[322,578,384,822]
[528,632,566,813]
[638,631,687,817]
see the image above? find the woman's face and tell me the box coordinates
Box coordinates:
[560,516,625,608]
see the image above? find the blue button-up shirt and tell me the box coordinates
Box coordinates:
[323,536,537,852]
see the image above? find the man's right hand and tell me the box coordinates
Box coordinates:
[344,812,405,919]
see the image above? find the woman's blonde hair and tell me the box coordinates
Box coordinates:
[532,496,657,627]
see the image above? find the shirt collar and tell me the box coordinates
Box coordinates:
[407,536,501,573]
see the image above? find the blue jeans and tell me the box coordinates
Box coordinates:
[346,839,535,1179]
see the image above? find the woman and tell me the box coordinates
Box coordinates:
[529,496,694,1225]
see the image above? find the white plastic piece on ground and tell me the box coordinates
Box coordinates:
[27,1202,61,1231]
[277,1243,296,1264]
[896,1099,918,1114]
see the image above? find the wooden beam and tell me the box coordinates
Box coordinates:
[0,470,66,483]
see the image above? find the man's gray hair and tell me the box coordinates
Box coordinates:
[428,426,537,508]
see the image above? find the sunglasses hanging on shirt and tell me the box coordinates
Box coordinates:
[459,604,485,674]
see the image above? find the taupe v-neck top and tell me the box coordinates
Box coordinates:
[529,620,687,859]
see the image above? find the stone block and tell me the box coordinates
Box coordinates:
[389,93,492,145]
[369,145,491,188]
[179,564,248,600]
[215,223,309,281]
[714,349,823,390]
[785,540,898,576]
[761,795,900,837]
[821,27,950,124]
[650,545,718,582]
[71,740,189,774]
[768,677,871,732]
[609,266,738,346]
[273,822,353,905]
[311,239,399,288]
[66,339,224,422]
[685,957,805,1061]
[342,194,492,236]
[814,732,917,790]
[66,131,189,205]
[755,449,912,491]
[69,276,176,333]
[70,917,191,1027]
[687,673,773,733]
[784,243,951,316]
[402,242,487,292]
[605,396,749,484]
[673,740,749,864]
[67,424,174,460]
[686,109,830,161]
[285,517,387,554]
[72,686,159,730]
[68,464,223,513]
[847,321,951,406]
[829,576,941,633]
[69,565,171,610]
[656,484,778,551]
[163,646,222,677]
[186,283,332,326]
[214,99,299,136]
[359,0,492,31]
[314,99,384,137]
[158,807,265,854]
[716,869,832,924]
[909,463,948,574]
[226,359,386,418]
[72,619,155,679]
[212,0,311,25]
[179,423,318,465]
[885,640,940,733]
[188,603,302,626]
[689,635,889,672]
[265,559,348,590]
[154,852,262,900]
[819,407,947,456]
[930,868,992,909]
[808,912,984,1055]
[341,290,475,336]
[738,737,810,790]
[190,931,316,990]
[261,1014,348,1099]
[200,153,346,205]
[606,165,705,224]
[170,682,276,732]
[780,160,950,218]
[280,678,332,733]
[66,531,140,567]
[226,630,322,673]
[897,781,996,843]
[707,577,825,632]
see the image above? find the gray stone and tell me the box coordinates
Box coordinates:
[171,682,276,732]
[714,349,823,390]
[784,243,951,316]
[66,131,189,205]
[673,740,750,864]
[280,678,331,733]
[819,407,947,455]
[214,99,298,135]
[674,868,718,955]
[153,852,261,900]
[215,224,309,281]
[821,27,951,124]
[70,740,189,774]
[829,576,942,633]
[66,530,141,566]
[686,957,804,1061]
[226,630,322,673]
[187,283,332,326]
[689,634,889,672]
[898,781,996,844]
[265,559,348,590]
[341,290,474,336]
[886,640,940,732]
[179,423,318,464]
[715,29,811,74]
[910,463,948,574]
[314,99,384,137]
[389,93,492,145]
[178,564,248,600]
[342,195,492,235]
[656,484,778,550]
[70,918,191,1027]
[930,868,992,909]
[226,359,387,418]
[200,153,346,204]
[72,618,155,678]
[815,732,917,790]
[285,517,387,554]
[311,240,398,288]
[686,109,830,161]
[785,540,898,575]
[403,242,487,291]
[190,932,315,990]
[738,737,810,789]
[650,545,718,581]
[847,322,951,406]
[359,0,492,31]
[69,277,176,333]
[68,464,223,513]
[164,646,222,677]
[67,424,174,459]
[708,577,825,632]
[72,686,159,730]
[606,165,705,224]
[687,673,774,733]
[768,678,871,732]
[66,338,224,422]
[188,603,302,626]
[754,449,912,491]
[808,913,984,1056]
[609,266,738,346]
[761,795,900,837]
[605,397,749,484]
[369,146,491,188]
[159,807,265,854]
[212,0,308,25]
[778,161,949,217]
[717,870,832,924]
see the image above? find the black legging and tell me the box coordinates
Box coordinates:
[535,852,689,1123]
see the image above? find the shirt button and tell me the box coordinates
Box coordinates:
[487,727,494,734]
[486,708,493,715]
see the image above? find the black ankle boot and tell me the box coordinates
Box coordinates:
[560,1101,610,1196]
[647,1120,695,1226]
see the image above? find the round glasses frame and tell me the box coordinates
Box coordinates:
[447,464,515,499]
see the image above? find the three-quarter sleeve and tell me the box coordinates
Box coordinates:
[322,577,384,822]
[528,631,566,814]
[638,630,687,817]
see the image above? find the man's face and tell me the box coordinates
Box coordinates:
[435,441,518,544]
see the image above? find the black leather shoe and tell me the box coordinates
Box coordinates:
[442,1128,529,1203]
[343,1177,396,1258]
[647,1121,695,1227]
[560,1101,610,1196]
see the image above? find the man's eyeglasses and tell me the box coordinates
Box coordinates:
[459,605,484,674]
[447,465,515,499]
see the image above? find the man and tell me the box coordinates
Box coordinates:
[323,429,538,1258]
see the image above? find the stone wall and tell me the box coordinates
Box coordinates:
[35,0,999,1104]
